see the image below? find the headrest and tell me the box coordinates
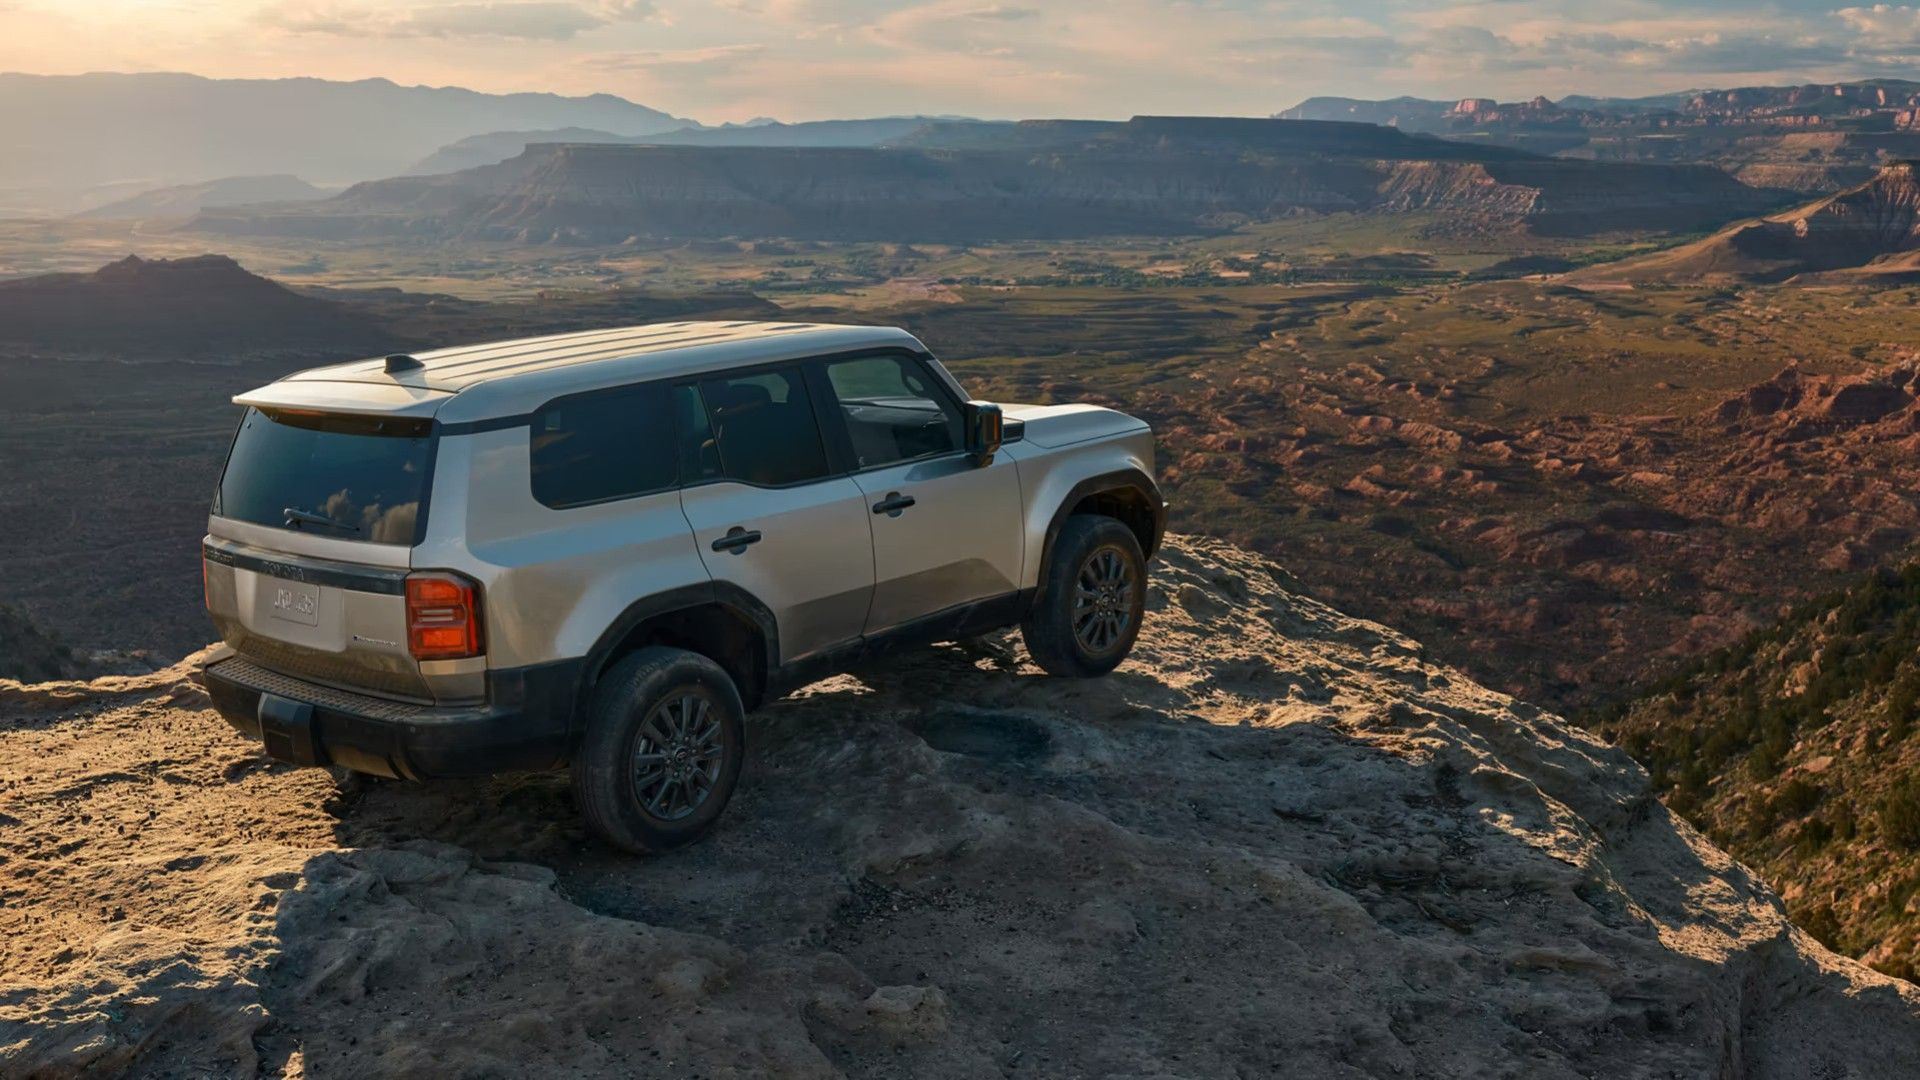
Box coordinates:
[712,382,774,413]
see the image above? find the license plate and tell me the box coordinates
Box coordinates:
[268,580,320,626]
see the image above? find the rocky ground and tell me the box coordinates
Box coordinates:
[4,535,1919,1079]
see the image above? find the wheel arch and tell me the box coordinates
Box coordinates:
[1036,469,1166,594]
[576,583,779,720]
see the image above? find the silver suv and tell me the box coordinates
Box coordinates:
[201,322,1162,852]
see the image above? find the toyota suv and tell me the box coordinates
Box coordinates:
[201,322,1163,853]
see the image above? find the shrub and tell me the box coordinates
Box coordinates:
[1771,777,1824,818]
[1798,816,1834,853]
[1877,775,1920,850]
[1886,670,1920,742]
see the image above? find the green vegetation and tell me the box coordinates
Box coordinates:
[1600,563,1920,977]
[1881,775,1920,851]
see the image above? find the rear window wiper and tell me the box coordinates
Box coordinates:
[283,506,362,535]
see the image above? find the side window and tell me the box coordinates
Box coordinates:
[530,382,678,508]
[821,353,963,469]
[695,366,833,486]
[674,383,721,483]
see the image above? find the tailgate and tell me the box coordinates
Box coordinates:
[203,535,432,701]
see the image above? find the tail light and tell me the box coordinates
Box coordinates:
[202,557,211,611]
[405,572,483,660]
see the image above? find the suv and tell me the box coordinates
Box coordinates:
[201,322,1162,852]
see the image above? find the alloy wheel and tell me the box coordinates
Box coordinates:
[1072,546,1136,654]
[631,690,725,821]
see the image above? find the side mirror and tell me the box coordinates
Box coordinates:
[963,401,1003,466]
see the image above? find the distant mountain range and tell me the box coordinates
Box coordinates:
[1281,82,1920,194]
[406,117,992,176]
[0,72,692,215]
[1281,82,1920,133]
[195,116,1784,244]
[74,174,329,220]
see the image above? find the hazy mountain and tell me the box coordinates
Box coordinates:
[0,72,693,213]
[1275,96,1457,131]
[408,127,633,175]
[408,117,990,175]
[636,116,978,147]
[1283,82,1920,189]
[1578,162,1920,283]
[197,116,1780,244]
[1555,90,1704,112]
[74,174,328,220]
[1281,82,1920,131]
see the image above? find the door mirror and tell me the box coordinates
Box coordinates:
[963,401,1003,466]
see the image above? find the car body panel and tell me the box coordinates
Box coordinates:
[232,380,453,418]
[202,532,435,701]
[679,477,876,664]
[850,449,1026,634]
[1003,403,1149,449]
[1001,417,1156,592]
[419,426,712,675]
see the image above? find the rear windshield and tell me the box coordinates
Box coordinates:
[214,407,434,545]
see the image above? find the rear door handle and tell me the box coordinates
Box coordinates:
[711,527,762,554]
[871,492,916,517]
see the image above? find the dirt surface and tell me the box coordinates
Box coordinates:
[4,534,1919,1078]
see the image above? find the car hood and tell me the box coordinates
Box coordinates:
[1002,403,1148,448]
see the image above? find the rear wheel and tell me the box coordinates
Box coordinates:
[1021,515,1147,678]
[572,646,745,854]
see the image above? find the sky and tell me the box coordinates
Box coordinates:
[4,0,1920,122]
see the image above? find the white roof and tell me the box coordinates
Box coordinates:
[235,321,926,423]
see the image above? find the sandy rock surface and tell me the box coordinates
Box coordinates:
[4,534,1919,1078]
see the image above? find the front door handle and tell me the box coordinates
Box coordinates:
[711,527,762,554]
[871,492,917,517]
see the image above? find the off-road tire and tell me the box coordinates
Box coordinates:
[571,646,745,855]
[1021,515,1147,678]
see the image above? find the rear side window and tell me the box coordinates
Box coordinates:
[215,408,433,544]
[694,367,832,487]
[530,383,678,508]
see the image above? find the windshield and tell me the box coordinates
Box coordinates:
[214,407,434,545]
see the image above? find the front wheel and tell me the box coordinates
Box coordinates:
[572,646,745,854]
[1021,515,1147,678]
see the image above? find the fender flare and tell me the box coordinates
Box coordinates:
[574,582,780,721]
[1036,468,1167,593]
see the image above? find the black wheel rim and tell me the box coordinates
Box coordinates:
[1072,545,1136,655]
[632,689,724,822]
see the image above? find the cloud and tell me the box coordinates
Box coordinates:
[582,43,768,70]
[1630,33,1853,73]
[1230,32,1408,69]
[961,5,1039,20]
[261,0,657,41]
[1837,4,1920,47]
[33,0,1920,125]
[1393,23,1853,77]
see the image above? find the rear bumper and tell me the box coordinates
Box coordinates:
[202,650,579,780]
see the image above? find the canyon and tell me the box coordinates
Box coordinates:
[193,118,1786,244]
